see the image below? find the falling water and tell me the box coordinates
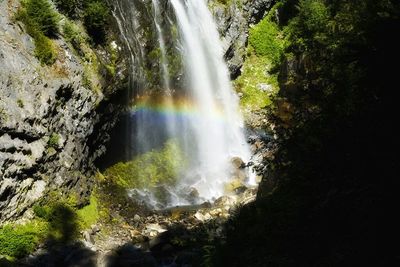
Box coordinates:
[114,0,253,208]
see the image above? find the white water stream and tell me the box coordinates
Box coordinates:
[115,0,254,208]
[169,0,252,200]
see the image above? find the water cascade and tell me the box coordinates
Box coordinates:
[114,0,253,208]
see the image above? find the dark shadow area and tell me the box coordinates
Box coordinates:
[19,243,96,267]
[104,218,219,267]
[105,244,157,267]
[209,0,400,266]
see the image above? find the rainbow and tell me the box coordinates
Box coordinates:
[130,94,228,123]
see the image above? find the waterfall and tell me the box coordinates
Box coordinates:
[170,0,251,199]
[114,0,252,208]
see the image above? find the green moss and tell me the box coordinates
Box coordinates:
[235,54,278,112]
[15,0,59,65]
[0,221,47,259]
[235,3,284,113]
[248,10,284,66]
[104,139,186,190]
[33,32,57,65]
[47,133,60,148]
[16,99,24,108]
[83,1,110,44]
[77,194,100,229]
[54,0,78,18]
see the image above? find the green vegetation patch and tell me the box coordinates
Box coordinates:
[15,0,59,65]
[76,194,100,229]
[249,9,285,66]
[104,140,186,190]
[83,1,110,44]
[235,53,278,111]
[47,133,60,148]
[235,3,284,113]
[0,221,47,259]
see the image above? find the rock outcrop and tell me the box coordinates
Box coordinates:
[211,0,273,78]
[0,0,273,223]
[0,0,126,222]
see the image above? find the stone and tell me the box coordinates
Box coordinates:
[83,230,94,244]
[214,195,237,207]
[146,223,167,234]
[194,211,212,222]
[231,157,245,169]
[0,0,126,221]
[133,214,141,222]
[224,179,246,194]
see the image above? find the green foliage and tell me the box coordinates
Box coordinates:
[218,0,400,265]
[24,0,60,37]
[54,0,78,18]
[15,0,59,65]
[104,140,186,190]
[284,0,330,51]
[235,3,283,113]
[83,1,109,44]
[47,133,60,148]
[76,194,100,229]
[62,20,86,50]
[235,54,277,112]
[249,10,284,66]
[0,221,47,258]
[34,32,57,65]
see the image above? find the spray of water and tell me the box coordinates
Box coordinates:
[114,0,253,208]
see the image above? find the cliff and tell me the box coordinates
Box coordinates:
[0,0,127,222]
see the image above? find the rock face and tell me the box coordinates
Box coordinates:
[0,0,273,222]
[0,1,125,222]
[211,0,273,78]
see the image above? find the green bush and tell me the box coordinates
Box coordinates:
[34,32,57,65]
[249,15,284,66]
[54,0,78,18]
[15,0,59,65]
[0,222,47,258]
[83,1,109,43]
[63,20,86,50]
[24,0,60,37]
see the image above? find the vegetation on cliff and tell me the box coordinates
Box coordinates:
[216,0,399,266]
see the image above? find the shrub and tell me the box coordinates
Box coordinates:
[34,32,57,65]
[15,0,59,65]
[0,222,47,258]
[83,1,109,43]
[54,0,78,18]
[249,15,284,66]
[25,0,60,37]
[63,20,86,50]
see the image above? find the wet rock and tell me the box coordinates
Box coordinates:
[145,223,167,236]
[194,211,212,222]
[83,230,94,244]
[224,179,247,194]
[214,195,237,207]
[231,157,246,169]
[91,224,100,234]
